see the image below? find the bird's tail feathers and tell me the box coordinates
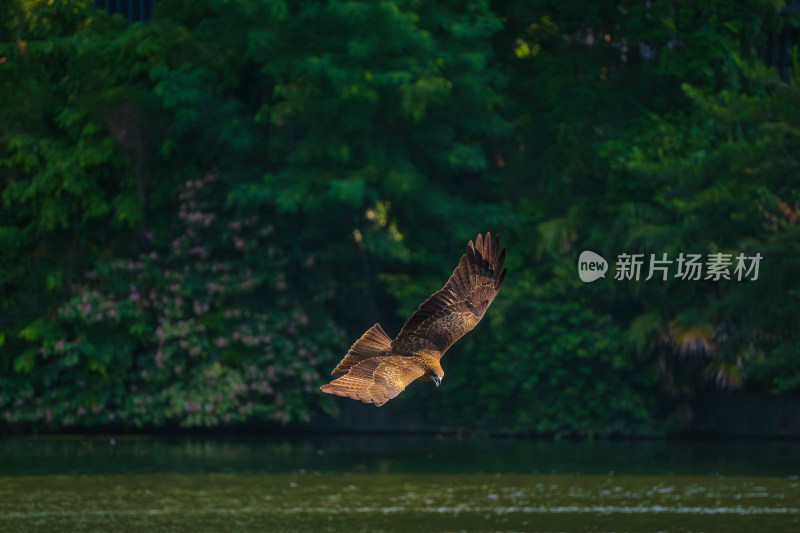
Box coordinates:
[331,323,392,376]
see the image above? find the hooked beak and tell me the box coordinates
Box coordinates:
[432,375,441,388]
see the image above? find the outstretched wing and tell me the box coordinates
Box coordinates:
[391,232,506,357]
[320,356,426,407]
[330,323,392,377]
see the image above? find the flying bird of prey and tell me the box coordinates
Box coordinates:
[320,232,506,406]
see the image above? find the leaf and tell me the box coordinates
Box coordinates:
[13,349,36,374]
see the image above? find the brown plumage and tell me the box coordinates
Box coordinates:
[320,232,506,406]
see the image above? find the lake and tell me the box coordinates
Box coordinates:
[1,435,798,532]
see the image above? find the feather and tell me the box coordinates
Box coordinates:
[320,232,507,406]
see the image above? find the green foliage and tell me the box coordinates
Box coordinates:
[2,0,799,435]
[413,273,656,437]
[0,0,516,431]
[499,0,800,428]
[2,172,343,428]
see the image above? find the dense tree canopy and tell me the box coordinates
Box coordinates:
[1,0,798,435]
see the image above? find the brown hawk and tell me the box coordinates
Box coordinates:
[320,232,506,406]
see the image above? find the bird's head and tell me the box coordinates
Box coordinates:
[431,371,443,388]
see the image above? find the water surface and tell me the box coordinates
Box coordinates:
[1,436,798,532]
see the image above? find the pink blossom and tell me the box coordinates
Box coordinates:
[188,246,207,257]
[216,337,228,348]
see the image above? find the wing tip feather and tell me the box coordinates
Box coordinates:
[497,267,507,290]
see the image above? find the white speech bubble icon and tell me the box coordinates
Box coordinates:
[578,251,608,282]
